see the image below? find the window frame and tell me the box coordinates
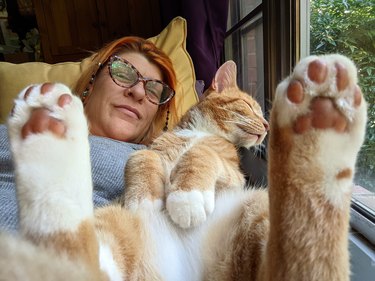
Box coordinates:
[302,0,375,247]
[263,0,300,101]
[300,0,375,278]
[224,0,300,185]
[224,0,375,278]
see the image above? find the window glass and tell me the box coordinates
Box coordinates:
[225,13,264,110]
[310,0,375,217]
[227,0,262,29]
[225,0,267,185]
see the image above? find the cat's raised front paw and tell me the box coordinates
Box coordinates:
[8,83,88,143]
[166,190,214,228]
[274,54,366,136]
[271,54,367,206]
[8,83,93,234]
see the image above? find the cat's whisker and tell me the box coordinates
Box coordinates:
[252,144,265,156]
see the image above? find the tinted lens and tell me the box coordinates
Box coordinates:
[145,81,164,102]
[110,60,138,86]
[145,81,174,104]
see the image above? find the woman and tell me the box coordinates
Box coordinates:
[76,36,178,144]
[0,36,179,232]
[22,36,178,145]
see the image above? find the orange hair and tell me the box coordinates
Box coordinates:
[73,36,177,144]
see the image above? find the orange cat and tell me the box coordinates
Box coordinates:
[1,54,367,281]
[122,61,268,229]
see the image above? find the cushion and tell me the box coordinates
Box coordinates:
[0,59,91,123]
[0,16,199,126]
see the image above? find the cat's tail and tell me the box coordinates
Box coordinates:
[0,232,103,281]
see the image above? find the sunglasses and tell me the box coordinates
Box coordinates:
[108,55,175,105]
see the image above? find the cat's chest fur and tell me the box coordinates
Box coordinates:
[150,128,244,190]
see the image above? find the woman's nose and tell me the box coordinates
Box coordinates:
[125,81,146,101]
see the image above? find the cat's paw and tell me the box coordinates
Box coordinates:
[8,83,88,143]
[274,54,366,134]
[8,83,93,234]
[166,190,215,228]
[271,54,367,206]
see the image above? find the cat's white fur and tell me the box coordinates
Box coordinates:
[3,54,367,280]
[7,84,93,235]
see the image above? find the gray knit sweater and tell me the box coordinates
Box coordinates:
[0,124,145,232]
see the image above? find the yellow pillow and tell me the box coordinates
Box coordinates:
[148,16,198,129]
[0,59,90,123]
[0,16,198,125]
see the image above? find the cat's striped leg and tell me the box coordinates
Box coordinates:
[166,138,245,229]
[262,54,367,281]
[8,83,102,275]
[121,149,166,211]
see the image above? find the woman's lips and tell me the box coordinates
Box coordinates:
[115,105,140,119]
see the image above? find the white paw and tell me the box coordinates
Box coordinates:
[166,190,215,228]
[7,83,93,234]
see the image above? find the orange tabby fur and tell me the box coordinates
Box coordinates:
[123,61,268,230]
[0,55,367,281]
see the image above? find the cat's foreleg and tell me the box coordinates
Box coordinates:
[166,139,244,229]
[122,149,166,211]
[8,83,102,275]
[262,55,367,281]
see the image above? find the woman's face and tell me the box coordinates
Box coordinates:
[84,52,161,143]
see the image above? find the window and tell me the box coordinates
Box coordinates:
[225,0,299,116]
[226,0,374,233]
[226,0,374,277]
[309,0,375,246]
[225,0,266,185]
[224,0,299,185]
[225,1,264,110]
[303,0,374,279]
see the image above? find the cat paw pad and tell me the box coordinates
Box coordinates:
[166,190,214,228]
[271,55,367,207]
[8,82,87,143]
[274,54,366,136]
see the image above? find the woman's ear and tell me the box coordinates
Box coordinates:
[212,60,238,93]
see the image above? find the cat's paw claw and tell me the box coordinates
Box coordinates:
[166,190,215,228]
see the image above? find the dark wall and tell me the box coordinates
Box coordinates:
[159,0,229,90]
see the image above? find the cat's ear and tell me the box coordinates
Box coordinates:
[212,60,238,93]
